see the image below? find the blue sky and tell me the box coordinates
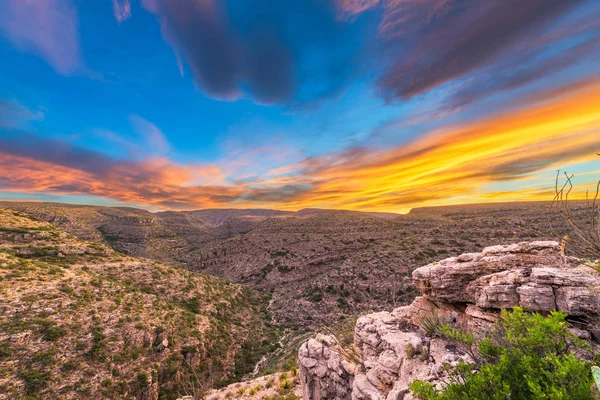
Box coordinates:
[0,0,599,212]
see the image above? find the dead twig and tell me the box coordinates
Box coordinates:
[552,166,600,259]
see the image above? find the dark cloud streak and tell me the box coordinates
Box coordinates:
[141,0,371,105]
[376,0,584,100]
[0,132,118,177]
[445,33,600,110]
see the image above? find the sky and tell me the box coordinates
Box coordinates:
[0,0,599,213]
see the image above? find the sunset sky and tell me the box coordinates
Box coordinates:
[0,0,599,212]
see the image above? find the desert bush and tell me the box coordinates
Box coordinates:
[410,307,596,400]
[264,394,299,400]
[406,343,429,361]
[420,309,443,337]
[553,163,600,259]
[87,325,107,361]
[41,323,67,341]
[553,164,600,334]
[593,366,600,398]
[278,379,292,393]
[18,368,51,395]
[406,343,416,358]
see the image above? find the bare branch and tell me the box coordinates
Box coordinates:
[553,156,600,258]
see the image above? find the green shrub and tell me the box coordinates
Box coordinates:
[406,343,416,358]
[264,394,299,400]
[279,379,292,393]
[0,342,12,358]
[181,296,201,314]
[137,372,148,386]
[410,307,595,400]
[61,360,78,371]
[19,369,51,395]
[87,325,106,361]
[42,324,67,341]
[302,286,323,302]
[31,318,67,341]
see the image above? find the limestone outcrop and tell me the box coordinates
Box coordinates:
[412,241,599,336]
[298,334,355,400]
[298,241,600,400]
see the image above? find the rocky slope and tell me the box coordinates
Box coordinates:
[1,201,581,329]
[298,241,600,399]
[204,370,302,400]
[0,208,281,399]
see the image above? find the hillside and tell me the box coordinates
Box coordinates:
[0,208,281,399]
[0,201,582,330]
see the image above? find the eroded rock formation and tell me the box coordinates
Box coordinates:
[299,241,600,400]
[299,334,355,400]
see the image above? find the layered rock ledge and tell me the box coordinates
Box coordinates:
[298,241,600,400]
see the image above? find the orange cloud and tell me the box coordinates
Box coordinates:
[0,152,239,209]
[264,77,600,211]
[0,77,599,211]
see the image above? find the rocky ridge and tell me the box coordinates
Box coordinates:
[298,241,600,399]
[2,201,580,330]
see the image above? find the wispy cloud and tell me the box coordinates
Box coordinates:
[85,116,171,159]
[129,114,170,154]
[113,0,132,23]
[374,0,583,100]
[0,0,81,74]
[333,0,592,107]
[336,0,381,20]
[0,99,44,129]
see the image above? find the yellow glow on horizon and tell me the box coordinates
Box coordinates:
[264,79,600,212]
[1,78,599,212]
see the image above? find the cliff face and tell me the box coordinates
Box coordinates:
[298,241,600,400]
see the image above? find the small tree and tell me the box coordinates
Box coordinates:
[410,308,596,400]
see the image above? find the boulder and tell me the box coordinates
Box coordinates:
[516,284,556,312]
[475,285,519,309]
[412,241,561,303]
[555,286,600,316]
